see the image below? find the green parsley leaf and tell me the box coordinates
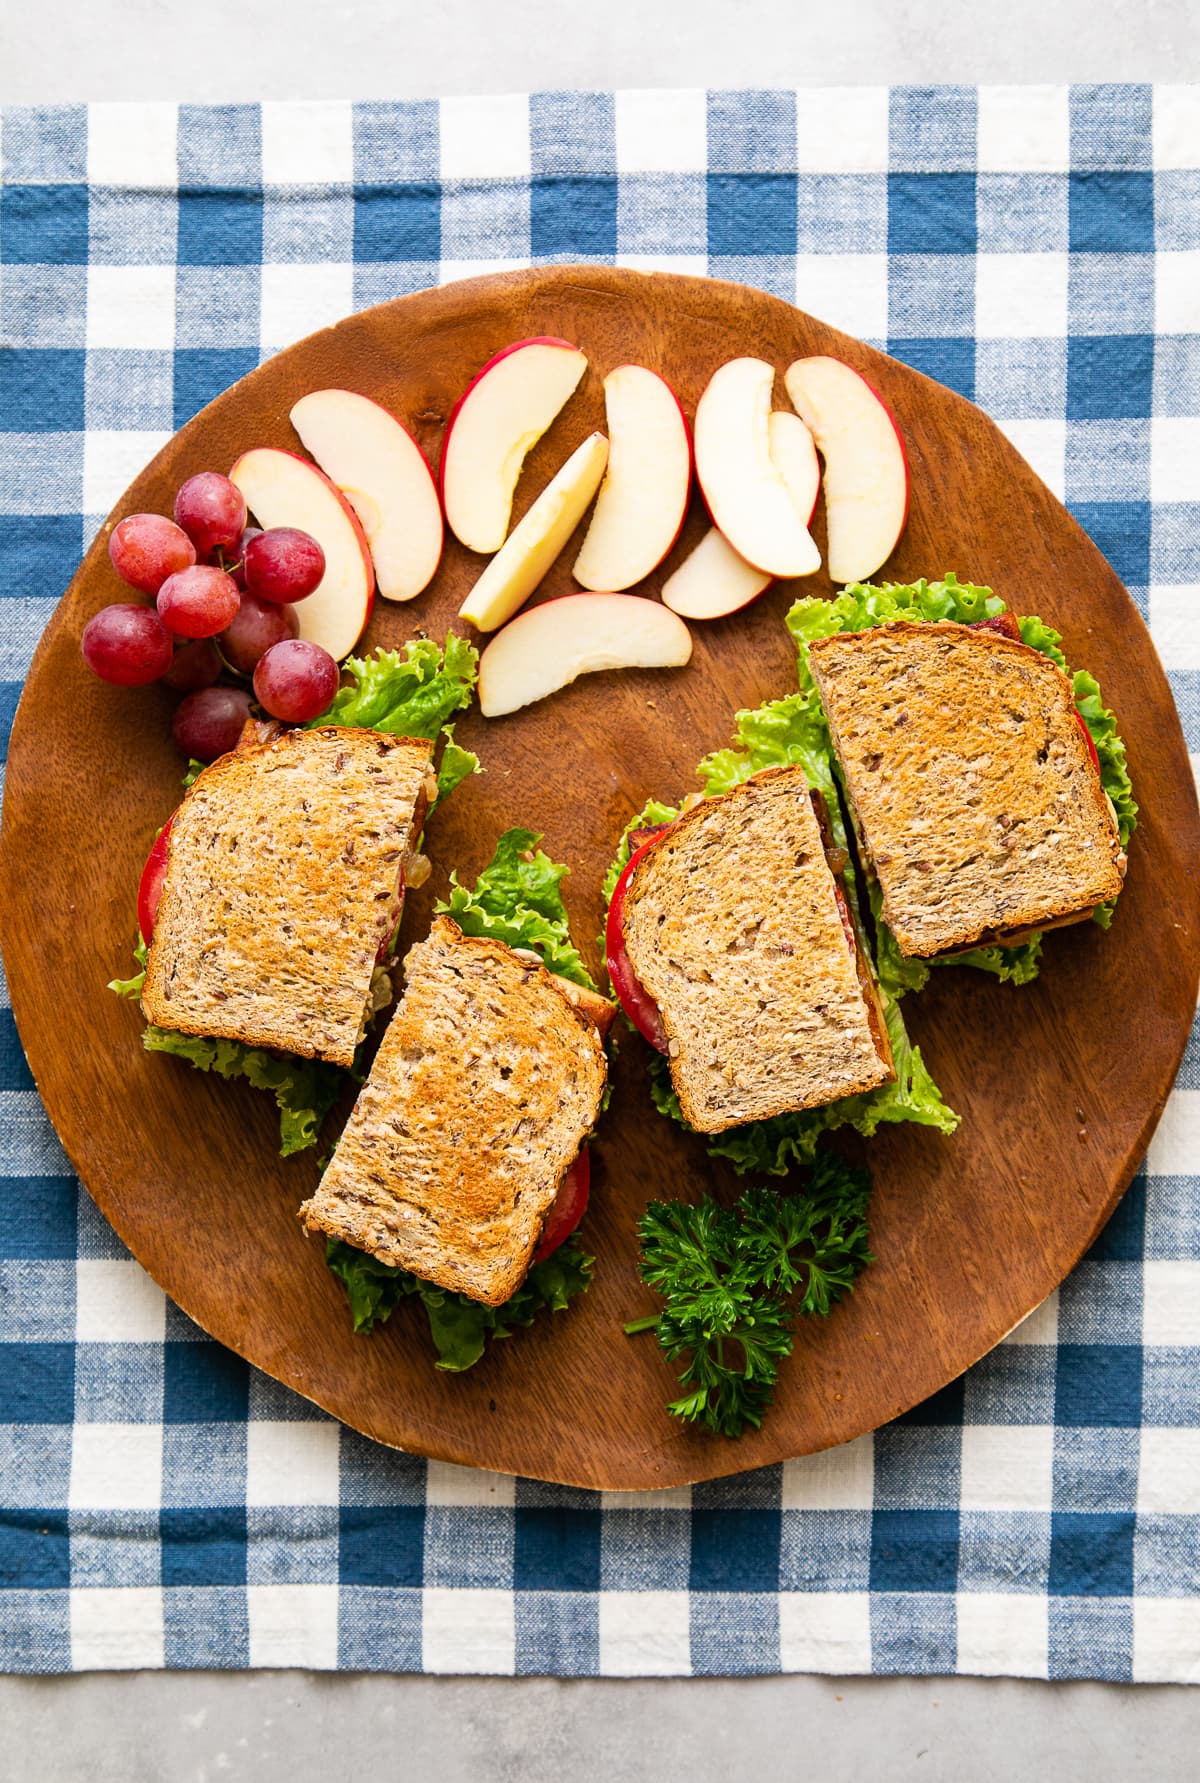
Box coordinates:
[629,1155,874,1438]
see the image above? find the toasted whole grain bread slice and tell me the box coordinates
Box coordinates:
[299,916,608,1306]
[807,620,1126,959]
[620,766,894,1134]
[142,726,434,1067]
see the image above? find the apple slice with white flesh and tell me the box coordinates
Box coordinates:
[767,408,820,527]
[783,355,909,584]
[459,432,609,633]
[441,337,588,554]
[693,358,821,578]
[288,390,442,603]
[662,410,821,620]
[229,448,374,661]
[478,593,692,719]
[572,365,692,591]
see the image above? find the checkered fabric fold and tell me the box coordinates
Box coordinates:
[0,88,1197,1678]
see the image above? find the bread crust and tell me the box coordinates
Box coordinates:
[621,766,894,1133]
[299,917,608,1306]
[142,726,434,1066]
[807,621,1127,959]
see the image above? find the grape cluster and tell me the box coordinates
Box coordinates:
[80,471,339,759]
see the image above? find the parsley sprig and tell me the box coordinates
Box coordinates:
[626,1154,873,1438]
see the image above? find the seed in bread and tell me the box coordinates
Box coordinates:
[141,725,433,1067]
[299,917,608,1307]
[620,766,895,1133]
[806,621,1126,959]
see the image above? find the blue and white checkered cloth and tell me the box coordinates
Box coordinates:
[1,88,1198,1679]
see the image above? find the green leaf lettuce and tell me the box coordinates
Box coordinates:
[142,1026,344,1157]
[310,634,482,809]
[438,826,597,990]
[326,1236,594,1367]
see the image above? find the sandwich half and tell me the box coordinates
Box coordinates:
[613,765,894,1134]
[806,618,1127,960]
[301,915,609,1307]
[142,725,435,1068]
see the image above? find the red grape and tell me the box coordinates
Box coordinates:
[173,472,247,556]
[253,639,338,722]
[157,565,241,639]
[162,638,223,693]
[243,528,325,604]
[228,525,262,590]
[172,685,254,761]
[109,514,196,594]
[219,590,299,675]
[81,604,174,686]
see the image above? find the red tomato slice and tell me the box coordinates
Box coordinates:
[137,817,174,944]
[534,1148,590,1263]
[604,833,671,1052]
[1074,708,1101,774]
[968,611,1022,641]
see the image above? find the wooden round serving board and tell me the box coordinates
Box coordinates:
[3,267,1197,1490]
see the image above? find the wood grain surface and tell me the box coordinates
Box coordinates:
[2,266,1197,1490]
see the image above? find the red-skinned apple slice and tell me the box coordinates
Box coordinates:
[662,410,821,621]
[783,355,909,584]
[572,365,692,591]
[459,433,609,633]
[604,833,671,1051]
[289,390,442,603]
[138,817,174,944]
[440,337,588,554]
[533,1149,590,1262]
[229,448,375,661]
[478,592,692,718]
[693,358,821,578]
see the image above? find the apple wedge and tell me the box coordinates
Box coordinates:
[441,337,588,554]
[229,448,374,661]
[767,409,820,528]
[478,593,692,718]
[572,365,691,591]
[784,355,909,584]
[693,358,821,578]
[458,432,609,633]
[662,410,821,620]
[289,389,442,603]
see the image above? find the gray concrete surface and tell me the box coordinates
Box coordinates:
[0,1671,1197,1782]
[4,4,1200,1778]
[2,0,1199,102]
